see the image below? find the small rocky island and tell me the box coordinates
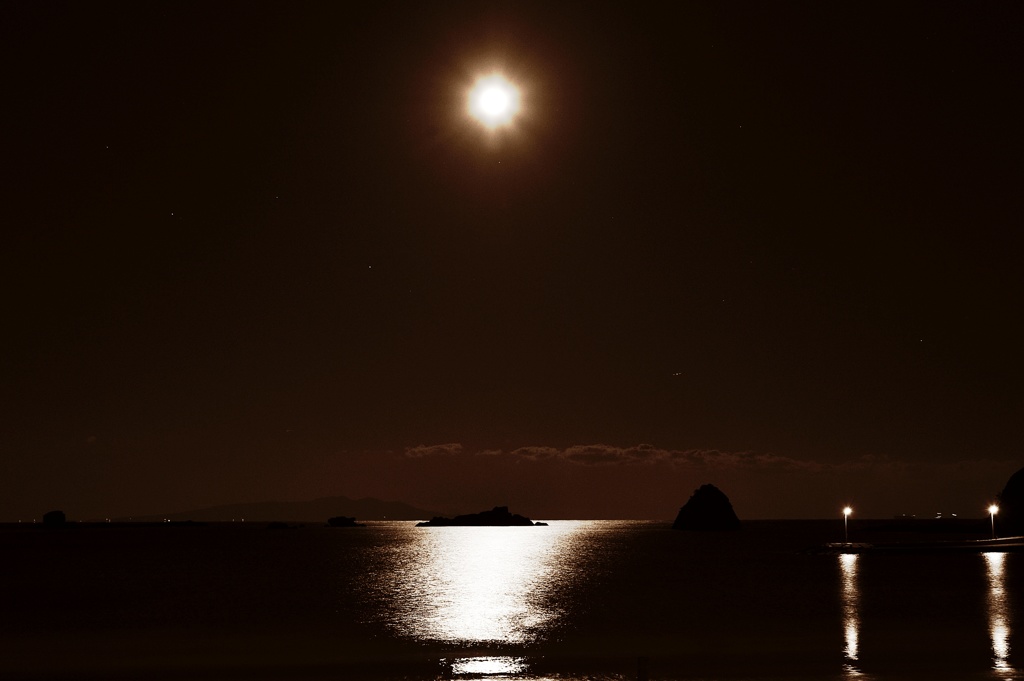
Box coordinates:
[42,510,67,526]
[416,506,547,527]
[672,484,741,530]
[327,515,365,527]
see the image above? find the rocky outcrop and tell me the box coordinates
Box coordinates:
[998,468,1024,536]
[416,506,544,527]
[42,510,66,526]
[672,484,741,530]
[327,516,364,527]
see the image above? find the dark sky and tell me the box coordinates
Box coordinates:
[3,1,1022,520]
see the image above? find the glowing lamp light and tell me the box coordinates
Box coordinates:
[843,506,853,543]
[468,75,520,128]
[990,504,999,540]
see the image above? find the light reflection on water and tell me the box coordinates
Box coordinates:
[371,523,589,645]
[984,552,1015,676]
[353,523,1021,679]
[838,553,863,678]
[836,551,1019,679]
[442,656,529,678]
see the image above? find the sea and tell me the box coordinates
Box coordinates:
[2,520,1022,680]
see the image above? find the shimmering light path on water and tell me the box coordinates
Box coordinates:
[365,522,593,644]
[352,522,1024,680]
[5,521,1023,680]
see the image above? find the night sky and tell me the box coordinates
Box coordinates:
[3,1,1022,521]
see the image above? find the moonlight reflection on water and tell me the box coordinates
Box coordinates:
[345,523,1024,679]
[369,523,590,644]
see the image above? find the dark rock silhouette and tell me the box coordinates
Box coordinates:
[997,467,1024,536]
[327,516,364,527]
[42,510,66,526]
[416,506,543,527]
[672,484,741,530]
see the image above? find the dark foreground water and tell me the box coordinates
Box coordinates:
[2,520,1022,680]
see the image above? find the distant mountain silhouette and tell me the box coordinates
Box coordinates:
[118,496,438,522]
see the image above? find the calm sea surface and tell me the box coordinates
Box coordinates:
[2,520,1022,680]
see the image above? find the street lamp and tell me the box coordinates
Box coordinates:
[989,504,999,540]
[843,506,853,543]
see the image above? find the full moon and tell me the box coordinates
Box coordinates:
[468,75,520,128]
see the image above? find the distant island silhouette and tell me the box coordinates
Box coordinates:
[327,515,365,527]
[416,506,547,527]
[672,484,741,530]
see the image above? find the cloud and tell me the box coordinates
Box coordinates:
[402,442,817,470]
[562,443,666,465]
[830,454,1016,477]
[552,445,833,470]
[404,443,463,458]
[508,444,671,465]
[403,442,819,469]
[669,449,827,472]
[397,442,1017,481]
[503,444,822,470]
[508,446,562,461]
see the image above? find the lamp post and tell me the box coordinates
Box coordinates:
[843,506,853,543]
[989,504,999,540]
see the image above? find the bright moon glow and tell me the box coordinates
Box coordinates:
[480,87,509,115]
[468,75,520,128]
